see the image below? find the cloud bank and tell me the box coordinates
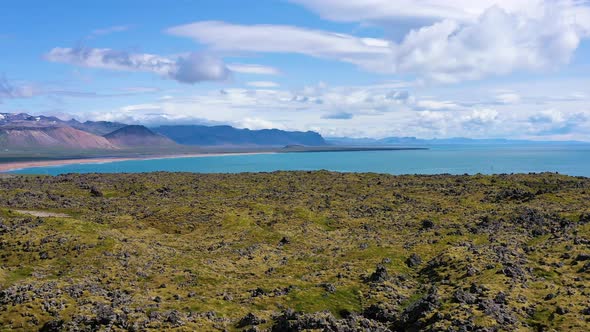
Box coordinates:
[62,79,589,141]
[168,1,590,82]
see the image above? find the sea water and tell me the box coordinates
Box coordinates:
[10,144,590,177]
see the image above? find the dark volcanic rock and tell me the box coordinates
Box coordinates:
[39,319,64,332]
[406,253,422,268]
[478,299,516,325]
[395,289,440,330]
[454,289,477,304]
[362,302,397,323]
[271,309,389,332]
[421,219,435,229]
[251,287,267,297]
[501,262,526,280]
[321,283,337,293]
[238,313,266,328]
[90,186,103,197]
[165,310,185,327]
[369,264,389,283]
[492,188,535,202]
[278,236,290,246]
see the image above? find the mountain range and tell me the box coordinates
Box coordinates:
[153,125,326,146]
[0,113,327,151]
[2,112,585,152]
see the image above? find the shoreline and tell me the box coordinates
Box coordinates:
[0,152,276,173]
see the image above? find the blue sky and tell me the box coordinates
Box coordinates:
[1,0,590,140]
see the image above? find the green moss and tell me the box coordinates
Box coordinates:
[0,172,587,331]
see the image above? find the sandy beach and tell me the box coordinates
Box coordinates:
[0,152,275,173]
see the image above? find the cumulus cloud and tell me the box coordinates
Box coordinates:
[527,110,588,135]
[413,99,464,111]
[45,47,231,84]
[171,53,231,83]
[462,109,499,126]
[56,79,590,141]
[392,6,585,82]
[290,0,556,22]
[290,0,590,30]
[166,1,590,83]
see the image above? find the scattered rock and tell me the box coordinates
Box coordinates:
[251,288,267,297]
[165,310,185,327]
[421,219,435,229]
[395,288,440,329]
[555,306,568,315]
[278,237,290,246]
[237,313,265,328]
[478,299,516,325]
[406,253,422,267]
[363,303,397,323]
[368,264,389,283]
[494,292,508,305]
[454,289,477,304]
[90,186,103,197]
[320,283,336,293]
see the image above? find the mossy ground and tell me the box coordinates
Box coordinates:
[0,171,588,331]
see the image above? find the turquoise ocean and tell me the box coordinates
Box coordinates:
[9,144,590,177]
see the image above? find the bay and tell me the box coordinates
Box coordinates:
[10,144,590,177]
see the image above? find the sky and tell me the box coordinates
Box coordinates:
[1,0,590,140]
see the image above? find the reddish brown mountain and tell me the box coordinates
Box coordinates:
[0,125,118,150]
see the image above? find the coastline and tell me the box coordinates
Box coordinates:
[0,152,276,173]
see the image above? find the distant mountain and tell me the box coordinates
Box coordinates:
[0,112,62,125]
[326,136,589,146]
[0,113,328,150]
[0,113,117,150]
[67,119,127,136]
[153,125,327,146]
[104,125,177,148]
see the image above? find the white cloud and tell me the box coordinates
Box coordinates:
[120,104,162,112]
[166,21,393,72]
[392,5,585,82]
[462,109,499,126]
[290,0,589,29]
[172,53,231,83]
[246,81,280,88]
[227,63,281,75]
[238,117,286,130]
[45,47,231,84]
[413,99,464,111]
[166,1,590,83]
[56,77,590,141]
[495,92,521,104]
[525,109,588,136]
